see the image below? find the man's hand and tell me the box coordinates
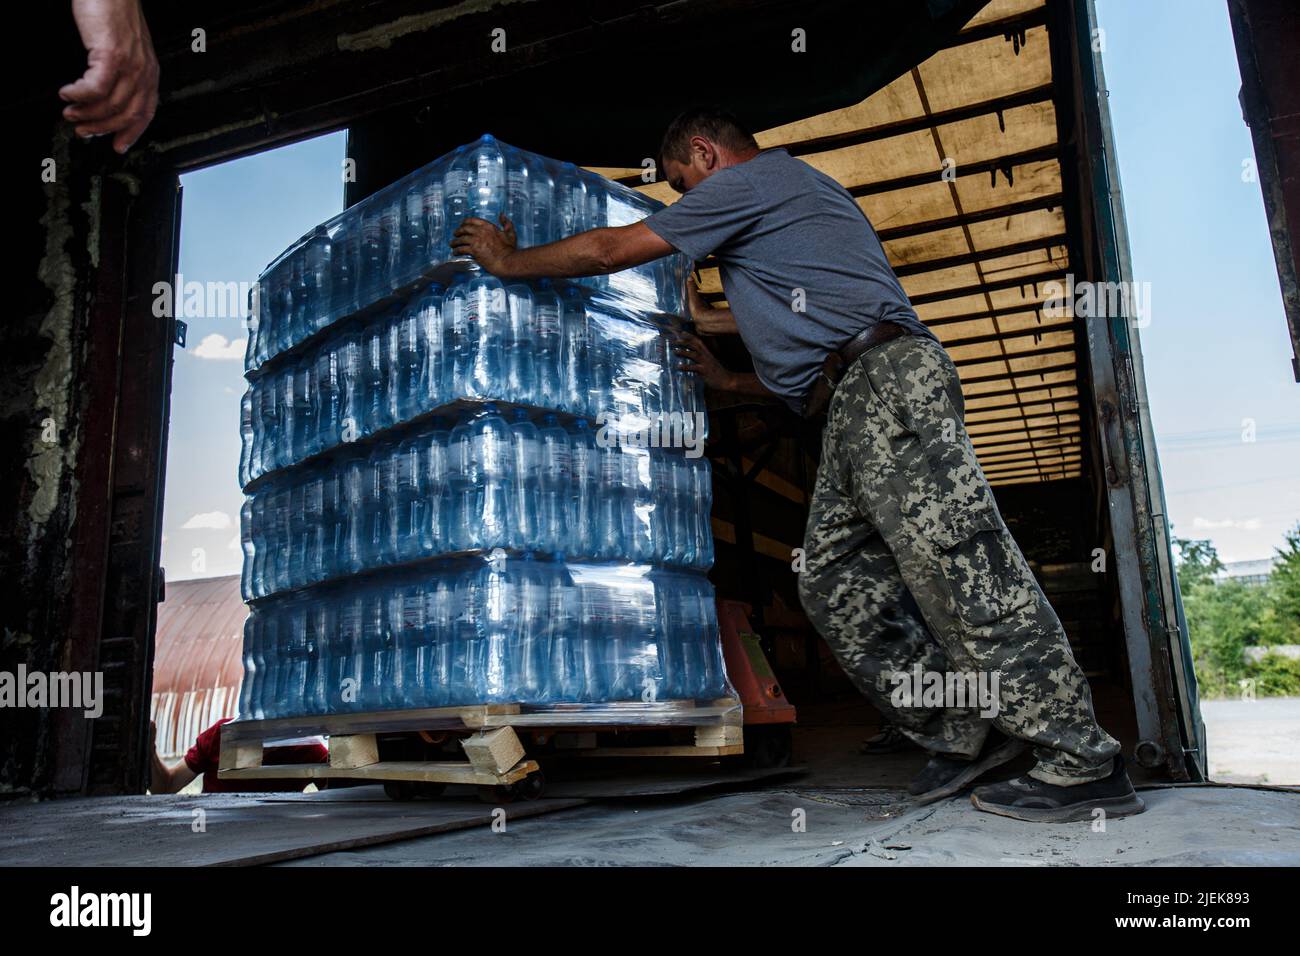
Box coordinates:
[61,0,160,154]
[686,276,739,334]
[452,214,519,276]
[674,331,734,391]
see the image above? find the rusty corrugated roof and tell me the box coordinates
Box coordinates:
[150,575,246,760]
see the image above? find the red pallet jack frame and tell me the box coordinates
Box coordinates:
[717,599,798,768]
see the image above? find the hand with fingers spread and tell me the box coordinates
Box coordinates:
[451,214,518,276]
[674,330,733,391]
[60,0,160,154]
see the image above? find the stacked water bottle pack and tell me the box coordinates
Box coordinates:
[241,411,714,601]
[238,135,734,722]
[238,274,705,487]
[239,556,731,719]
[245,134,685,373]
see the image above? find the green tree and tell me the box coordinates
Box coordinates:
[1266,524,1300,645]
[1173,536,1223,589]
[1174,528,1300,697]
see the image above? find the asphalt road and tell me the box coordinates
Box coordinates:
[1201,695,1300,785]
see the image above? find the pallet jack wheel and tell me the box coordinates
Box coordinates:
[383,781,447,801]
[728,725,793,770]
[477,768,546,804]
[514,768,547,801]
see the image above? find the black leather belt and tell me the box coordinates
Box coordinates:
[841,320,908,366]
[802,322,911,420]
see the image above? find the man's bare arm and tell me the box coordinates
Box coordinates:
[716,372,773,397]
[452,218,672,280]
[148,721,197,794]
[687,277,739,334]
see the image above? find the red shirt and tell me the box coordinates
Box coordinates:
[185,718,329,793]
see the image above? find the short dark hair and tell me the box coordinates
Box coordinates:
[658,106,759,168]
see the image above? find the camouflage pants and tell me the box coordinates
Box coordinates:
[797,333,1120,784]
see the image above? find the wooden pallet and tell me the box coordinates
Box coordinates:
[218,699,744,791]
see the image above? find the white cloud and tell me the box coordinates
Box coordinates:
[1192,516,1262,531]
[181,510,232,531]
[192,333,247,360]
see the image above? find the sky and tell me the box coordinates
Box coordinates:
[1095,0,1300,563]
[162,132,345,582]
[160,0,1299,581]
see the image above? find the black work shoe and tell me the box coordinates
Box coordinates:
[970,754,1146,823]
[860,722,918,755]
[909,732,1028,805]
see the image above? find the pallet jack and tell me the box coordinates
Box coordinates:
[716,599,797,768]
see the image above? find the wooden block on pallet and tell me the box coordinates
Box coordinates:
[694,723,744,748]
[460,727,525,774]
[218,739,263,772]
[329,734,379,769]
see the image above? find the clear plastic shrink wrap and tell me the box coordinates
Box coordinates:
[237,136,734,723]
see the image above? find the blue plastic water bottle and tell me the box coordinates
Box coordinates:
[360,584,395,711]
[391,576,425,709]
[424,575,455,706]
[504,283,537,404]
[238,615,260,719]
[336,332,363,444]
[465,273,504,399]
[331,592,364,713]
[468,135,505,226]
[240,498,256,600]
[239,389,255,487]
[508,409,541,551]
[364,447,393,567]
[314,344,342,453]
[477,405,516,550]
[559,285,590,415]
[514,556,548,702]
[595,444,627,559]
[527,154,555,247]
[567,419,597,558]
[400,180,429,282]
[329,217,360,316]
[554,163,588,240]
[502,143,533,248]
[416,284,447,411]
[538,415,571,557]
[361,317,392,436]
[392,303,425,424]
[390,440,427,564]
[533,280,562,409]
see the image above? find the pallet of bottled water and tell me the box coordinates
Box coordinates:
[234,135,738,731]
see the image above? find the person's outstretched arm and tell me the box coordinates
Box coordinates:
[452,216,673,280]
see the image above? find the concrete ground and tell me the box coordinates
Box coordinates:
[273,709,1300,867]
[277,783,1300,867]
[1201,696,1300,785]
[4,715,1299,866]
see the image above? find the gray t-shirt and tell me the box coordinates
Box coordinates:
[645,148,935,411]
